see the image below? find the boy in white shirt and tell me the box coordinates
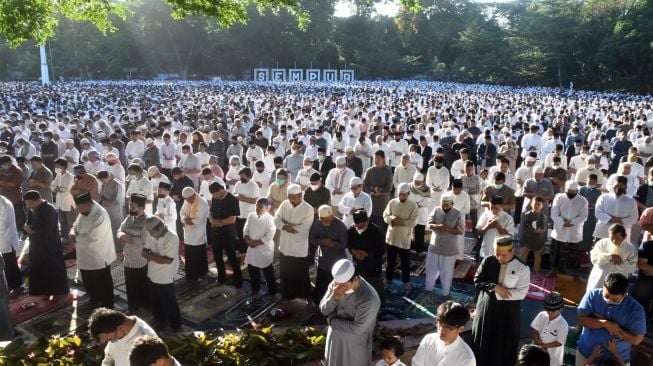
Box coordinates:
[530,291,568,366]
[243,198,277,296]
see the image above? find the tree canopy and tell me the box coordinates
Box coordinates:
[1,0,653,93]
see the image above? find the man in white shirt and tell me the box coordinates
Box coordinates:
[126,163,154,215]
[155,182,177,235]
[388,133,408,169]
[159,133,177,177]
[51,158,75,241]
[274,184,314,300]
[125,131,145,161]
[198,167,225,202]
[412,301,476,366]
[252,160,271,196]
[143,216,181,331]
[245,139,264,168]
[339,177,373,228]
[550,180,589,279]
[63,139,80,173]
[393,154,417,195]
[426,156,450,212]
[233,167,260,251]
[243,198,277,296]
[179,187,210,281]
[593,176,639,241]
[178,144,201,189]
[476,195,514,258]
[0,195,21,297]
[88,308,157,366]
[325,156,355,213]
[69,192,117,309]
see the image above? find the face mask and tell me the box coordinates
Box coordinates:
[566,192,577,199]
[43,137,51,142]
[240,177,247,184]
[602,295,622,306]
[276,179,285,186]
[318,155,325,161]
[586,164,595,170]
[129,210,138,216]
[129,174,138,180]
[355,227,366,234]
[310,184,319,191]
[1,163,9,170]
[304,164,312,170]
[292,149,299,154]
[495,184,503,190]
[55,167,62,175]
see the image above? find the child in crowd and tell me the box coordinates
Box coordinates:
[530,291,569,366]
[376,336,406,366]
[520,197,547,275]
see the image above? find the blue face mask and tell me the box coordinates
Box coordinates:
[276,179,285,186]
[495,184,503,190]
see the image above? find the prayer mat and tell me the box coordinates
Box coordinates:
[452,259,476,283]
[526,273,556,301]
[174,277,209,299]
[9,293,74,325]
[178,283,248,326]
[553,274,587,306]
[207,295,276,329]
[378,280,471,321]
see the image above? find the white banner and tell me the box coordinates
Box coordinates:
[288,69,304,81]
[323,69,337,82]
[271,69,286,82]
[340,70,354,82]
[251,68,355,82]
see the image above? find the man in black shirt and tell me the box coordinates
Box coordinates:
[347,209,386,304]
[303,172,331,217]
[208,182,242,289]
[171,167,196,239]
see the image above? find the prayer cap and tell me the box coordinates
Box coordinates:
[413,172,424,181]
[398,183,411,194]
[335,156,346,166]
[331,259,355,283]
[130,193,147,205]
[23,190,41,201]
[441,193,454,204]
[287,184,302,195]
[73,192,92,205]
[310,172,322,182]
[350,177,363,186]
[494,235,513,249]
[353,209,368,223]
[565,180,579,191]
[208,181,224,193]
[318,205,333,218]
[543,291,564,311]
[144,216,164,231]
[490,195,504,205]
[147,166,158,177]
[256,197,270,206]
[181,187,196,198]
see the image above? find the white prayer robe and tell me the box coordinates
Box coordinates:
[550,193,589,243]
[243,212,276,268]
[70,203,117,270]
[593,193,639,240]
[587,238,638,290]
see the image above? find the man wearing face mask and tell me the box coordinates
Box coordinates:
[425,194,464,298]
[295,156,318,190]
[425,156,450,214]
[363,150,393,234]
[576,156,605,189]
[481,172,516,213]
[472,235,530,366]
[309,205,349,305]
[320,258,381,366]
[550,180,589,280]
[70,192,116,309]
[593,176,639,242]
[284,143,304,183]
[117,193,150,311]
[98,170,125,252]
[313,147,335,184]
[384,183,419,290]
[126,163,154,215]
[325,156,355,215]
[347,209,385,303]
[233,167,259,253]
[303,172,331,216]
[576,272,646,366]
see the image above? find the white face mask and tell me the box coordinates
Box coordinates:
[586,164,595,170]
[355,227,366,234]
[55,167,62,175]
[310,184,320,191]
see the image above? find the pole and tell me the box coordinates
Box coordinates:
[39,45,50,85]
